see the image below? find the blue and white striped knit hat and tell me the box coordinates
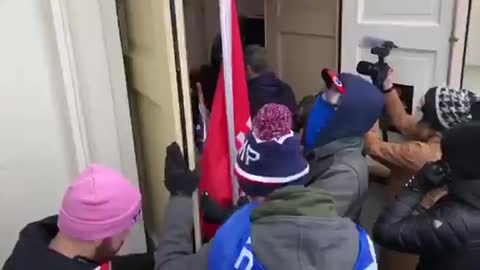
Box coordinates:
[234,103,309,197]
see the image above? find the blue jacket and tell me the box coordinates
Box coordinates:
[305,73,384,149]
[155,187,377,270]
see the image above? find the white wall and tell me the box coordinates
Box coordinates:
[466,0,480,67]
[0,0,145,262]
[0,0,77,263]
[463,66,480,93]
[464,0,480,93]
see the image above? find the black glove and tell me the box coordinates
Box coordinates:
[201,192,231,224]
[201,192,250,224]
[164,142,199,196]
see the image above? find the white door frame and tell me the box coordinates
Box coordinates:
[48,0,146,253]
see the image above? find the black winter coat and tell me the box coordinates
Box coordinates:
[3,216,153,270]
[373,180,480,270]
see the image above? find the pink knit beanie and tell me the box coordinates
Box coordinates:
[58,164,142,241]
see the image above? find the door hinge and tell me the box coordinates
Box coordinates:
[449,36,459,43]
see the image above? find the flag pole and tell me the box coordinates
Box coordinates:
[219,0,239,204]
[192,190,202,251]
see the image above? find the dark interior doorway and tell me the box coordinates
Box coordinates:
[242,17,265,47]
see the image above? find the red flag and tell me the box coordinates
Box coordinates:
[198,0,251,240]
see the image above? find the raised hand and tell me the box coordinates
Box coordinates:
[164,142,199,196]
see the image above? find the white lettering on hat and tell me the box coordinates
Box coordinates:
[234,237,253,270]
[236,119,252,147]
[239,141,260,165]
[236,132,246,146]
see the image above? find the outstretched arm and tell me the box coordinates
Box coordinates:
[155,143,209,270]
[155,196,209,270]
[384,89,421,138]
[381,69,422,139]
[364,122,438,173]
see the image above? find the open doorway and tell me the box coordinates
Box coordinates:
[181,0,342,164]
[183,0,341,102]
[183,0,341,176]
[114,0,341,249]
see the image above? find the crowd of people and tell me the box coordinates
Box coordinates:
[3,42,480,270]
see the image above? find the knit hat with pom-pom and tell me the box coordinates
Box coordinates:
[234,103,309,197]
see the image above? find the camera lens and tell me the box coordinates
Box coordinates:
[356,61,376,77]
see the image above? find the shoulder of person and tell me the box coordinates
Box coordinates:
[427,201,480,247]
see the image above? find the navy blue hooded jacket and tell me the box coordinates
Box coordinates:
[312,73,385,148]
[305,73,384,219]
[247,72,297,118]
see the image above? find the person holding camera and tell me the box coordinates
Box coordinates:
[364,69,479,269]
[373,122,480,270]
[365,69,479,197]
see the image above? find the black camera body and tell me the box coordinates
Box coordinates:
[356,40,397,91]
[422,160,451,188]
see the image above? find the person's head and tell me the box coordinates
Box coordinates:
[234,103,309,201]
[57,164,142,262]
[441,122,480,180]
[313,73,384,147]
[210,35,223,70]
[210,18,247,69]
[244,45,268,79]
[418,87,478,137]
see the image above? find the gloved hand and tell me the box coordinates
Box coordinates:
[201,192,231,224]
[201,192,250,224]
[164,142,200,196]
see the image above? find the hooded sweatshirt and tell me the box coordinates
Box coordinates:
[3,216,153,270]
[247,72,297,118]
[155,186,377,270]
[306,73,384,220]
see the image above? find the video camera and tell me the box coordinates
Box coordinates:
[356,37,398,91]
[422,160,451,188]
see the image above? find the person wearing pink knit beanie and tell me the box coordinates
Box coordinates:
[3,164,153,270]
